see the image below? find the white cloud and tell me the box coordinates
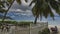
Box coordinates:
[16,9,21,11]
[21,13,27,15]
[8,0,32,11]
[8,0,60,20]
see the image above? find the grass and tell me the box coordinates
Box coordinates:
[0,20,33,27]
[18,21,33,27]
[38,28,50,34]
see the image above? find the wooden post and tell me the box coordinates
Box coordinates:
[46,22,48,28]
[29,24,31,34]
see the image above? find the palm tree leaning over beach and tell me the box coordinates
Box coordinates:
[2,0,60,24]
[0,0,13,20]
[29,0,60,24]
[1,0,28,23]
[0,0,14,21]
[0,0,28,31]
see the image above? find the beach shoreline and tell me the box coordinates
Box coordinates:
[48,25,60,28]
[48,25,60,34]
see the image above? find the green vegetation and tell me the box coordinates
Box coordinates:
[30,0,60,24]
[38,28,50,34]
[0,21,33,27]
[18,21,33,27]
[0,21,17,25]
[0,0,28,24]
[0,0,60,24]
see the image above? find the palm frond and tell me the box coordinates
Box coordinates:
[29,0,36,6]
[7,0,13,4]
[0,9,7,13]
[0,1,5,8]
[25,0,28,2]
[30,0,60,20]
[16,0,21,4]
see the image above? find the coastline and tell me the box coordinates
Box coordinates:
[48,25,60,28]
[48,25,60,34]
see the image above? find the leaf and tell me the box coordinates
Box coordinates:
[25,0,28,2]
[6,2,10,6]
[58,0,60,1]
[56,8,60,15]
[29,1,33,6]
[31,0,60,21]
[50,0,60,16]
[50,0,59,11]
[0,9,7,13]
[50,11,55,20]
[7,0,13,4]
[16,0,21,4]
[29,0,36,6]
[0,1,5,8]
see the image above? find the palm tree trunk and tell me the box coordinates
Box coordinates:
[34,16,38,24]
[2,0,15,23]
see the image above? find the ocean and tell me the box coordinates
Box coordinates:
[0,11,60,26]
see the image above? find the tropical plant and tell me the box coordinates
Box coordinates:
[29,0,60,24]
[0,0,13,20]
[18,21,33,27]
[0,0,7,13]
[1,0,28,23]
[38,28,50,34]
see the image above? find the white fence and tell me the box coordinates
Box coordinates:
[0,22,48,34]
[14,22,48,34]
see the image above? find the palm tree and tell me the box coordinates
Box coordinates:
[1,0,28,23]
[0,0,6,13]
[29,0,60,24]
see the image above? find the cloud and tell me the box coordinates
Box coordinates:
[7,0,60,22]
[9,0,32,11]
[7,0,34,17]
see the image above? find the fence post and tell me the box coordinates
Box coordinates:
[29,24,31,34]
[47,22,48,28]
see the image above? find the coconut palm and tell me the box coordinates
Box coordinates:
[1,0,28,23]
[0,0,14,23]
[0,0,7,13]
[30,0,60,24]
[0,0,11,19]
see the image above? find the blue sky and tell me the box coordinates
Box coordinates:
[0,0,60,25]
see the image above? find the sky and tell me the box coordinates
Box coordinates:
[0,0,60,25]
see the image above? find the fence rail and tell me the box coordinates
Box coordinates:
[0,22,48,34]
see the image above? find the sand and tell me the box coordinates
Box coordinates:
[48,25,60,34]
[0,25,60,34]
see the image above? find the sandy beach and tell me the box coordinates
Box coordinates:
[48,25,60,34]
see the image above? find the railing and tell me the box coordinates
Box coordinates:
[0,22,48,34]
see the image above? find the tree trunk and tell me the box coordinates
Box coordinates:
[34,16,38,24]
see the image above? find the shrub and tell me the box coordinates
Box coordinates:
[18,21,33,27]
[38,28,50,34]
[0,21,17,25]
[0,21,33,27]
